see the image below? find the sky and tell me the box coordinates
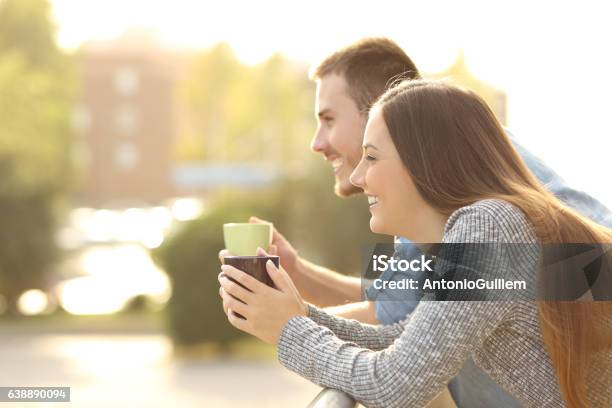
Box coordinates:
[50,0,612,208]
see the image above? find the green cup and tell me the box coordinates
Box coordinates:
[223,222,272,256]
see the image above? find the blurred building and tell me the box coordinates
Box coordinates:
[72,30,188,207]
[427,51,507,125]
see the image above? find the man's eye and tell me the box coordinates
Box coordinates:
[324,117,334,124]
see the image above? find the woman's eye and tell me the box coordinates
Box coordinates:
[365,155,376,161]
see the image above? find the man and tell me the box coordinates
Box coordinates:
[222,38,612,407]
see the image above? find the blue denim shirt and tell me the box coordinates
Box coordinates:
[365,130,612,407]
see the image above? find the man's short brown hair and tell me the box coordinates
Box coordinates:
[311,38,420,113]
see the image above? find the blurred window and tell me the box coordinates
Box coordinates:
[114,67,140,96]
[114,142,139,170]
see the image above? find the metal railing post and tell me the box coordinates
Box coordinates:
[306,388,358,408]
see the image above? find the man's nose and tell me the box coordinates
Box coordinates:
[310,129,328,153]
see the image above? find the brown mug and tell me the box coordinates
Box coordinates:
[222,255,280,288]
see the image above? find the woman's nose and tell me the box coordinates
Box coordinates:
[350,159,365,188]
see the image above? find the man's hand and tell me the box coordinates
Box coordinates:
[249,216,300,278]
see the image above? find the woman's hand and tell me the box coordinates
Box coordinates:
[218,249,308,345]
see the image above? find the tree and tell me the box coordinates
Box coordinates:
[0,0,60,68]
[0,0,75,315]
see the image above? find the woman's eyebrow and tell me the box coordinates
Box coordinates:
[363,143,379,150]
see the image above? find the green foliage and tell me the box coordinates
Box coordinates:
[0,54,75,193]
[0,0,60,68]
[177,44,314,164]
[0,0,75,314]
[0,0,75,192]
[154,167,390,346]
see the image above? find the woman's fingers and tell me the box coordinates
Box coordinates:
[218,249,230,264]
[265,260,292,292]
[219,287,249,317]
[218,273,254,303]
[227,308,250,332]
[220,264,266,294]
[219,287,229,313]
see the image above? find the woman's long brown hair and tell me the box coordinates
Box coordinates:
[375,79,612,407]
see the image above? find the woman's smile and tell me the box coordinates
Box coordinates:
[367,195,379,208]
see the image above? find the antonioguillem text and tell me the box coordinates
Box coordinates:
[372,278,527,291]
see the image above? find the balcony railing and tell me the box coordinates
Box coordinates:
[306,388,358,408]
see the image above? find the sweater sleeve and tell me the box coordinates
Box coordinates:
[277,201,533,408]
[305,304,405,351]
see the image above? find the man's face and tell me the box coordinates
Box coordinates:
[311,74,367,197]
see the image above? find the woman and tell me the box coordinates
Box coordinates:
[218,80,612,407]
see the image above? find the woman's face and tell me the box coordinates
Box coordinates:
[349,108,436,240]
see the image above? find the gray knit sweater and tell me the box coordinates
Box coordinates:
[277,199,610,407]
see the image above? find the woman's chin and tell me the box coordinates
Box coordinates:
[370,215,402,237]
[369,216,386,235]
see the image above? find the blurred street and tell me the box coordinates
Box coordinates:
[0,326,320,407]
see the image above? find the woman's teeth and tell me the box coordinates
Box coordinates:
[367,196,378,207]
